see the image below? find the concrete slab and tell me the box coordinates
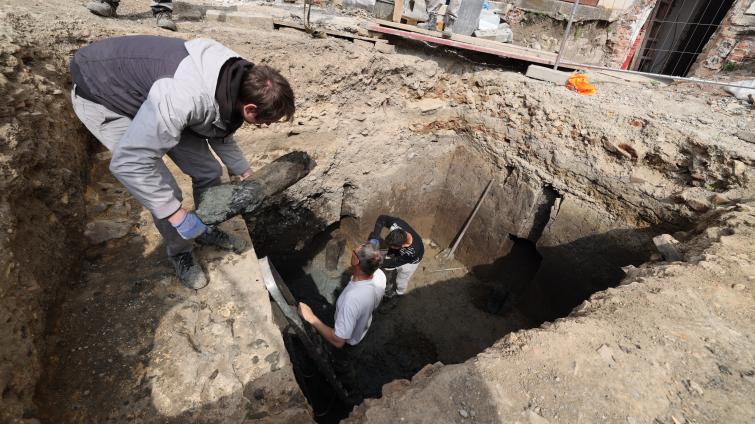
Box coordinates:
[591,69,669,85]
[205,10,274,30]
[353,39,374,50]
[515,0,619,22]
[525,64,570,85]
[374,41,396,54]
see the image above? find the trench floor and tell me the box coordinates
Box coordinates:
[37,154,188,422]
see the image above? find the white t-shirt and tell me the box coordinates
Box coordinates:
[334,269,386,346]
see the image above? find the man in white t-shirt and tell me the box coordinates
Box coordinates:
[298,242,385,402]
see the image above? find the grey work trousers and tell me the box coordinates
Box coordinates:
[427,0,461,19]
[70,88,222,257]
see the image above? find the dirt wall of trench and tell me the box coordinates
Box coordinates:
[0,13,92,422]
[0,1,750,422]
[236,28,752,328]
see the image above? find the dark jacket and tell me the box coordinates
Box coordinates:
[369,215,424,268]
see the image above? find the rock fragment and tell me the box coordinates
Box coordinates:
[653,234,683,261]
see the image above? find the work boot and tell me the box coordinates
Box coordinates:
[155,10,177,31]
[86,0,117,17]
[196,226,249,253]
[170,251,208,290]
[442,16,456,39]
[418,13,438,31]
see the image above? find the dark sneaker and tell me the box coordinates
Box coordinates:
[196,226,249,253]
[418,14,438,31]
[87,0,116,17]
[155,11,177,31]
[170,251,208,290]
[442,17,455,39]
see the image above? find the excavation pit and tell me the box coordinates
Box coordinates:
[248,145,660,422]
[7,8,750,421]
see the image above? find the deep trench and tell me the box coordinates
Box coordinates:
[5,14,719,423]
[246,147,659,422]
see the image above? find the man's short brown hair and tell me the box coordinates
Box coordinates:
[240,65,295,123]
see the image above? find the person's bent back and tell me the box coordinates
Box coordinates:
[69,35,295,290]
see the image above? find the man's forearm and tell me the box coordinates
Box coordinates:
[309,317,345,348]
[369,214,392,240]
[382,255,406,269]
[208,138,251,176]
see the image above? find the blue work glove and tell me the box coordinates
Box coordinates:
[368,238,380,247]
[172,212,208,240]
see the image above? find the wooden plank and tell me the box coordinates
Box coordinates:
[392,0,404,22]
[272,19,385,43]
[366,21,556,65]
[562,0,599,6]
[371,19,558,63]
[374,19,556,61]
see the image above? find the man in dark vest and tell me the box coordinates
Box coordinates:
[69,35,295,289]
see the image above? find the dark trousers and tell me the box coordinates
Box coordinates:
[333,343,363,404]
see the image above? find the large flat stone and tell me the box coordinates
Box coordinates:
[148,218,312,421]
[205,10,275,30]
[526,64,570,85]
[515,0,618,22]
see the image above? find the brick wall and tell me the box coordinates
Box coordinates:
[604,0,658,67]
[689,0,755,77]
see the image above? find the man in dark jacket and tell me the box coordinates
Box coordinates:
[70,35,295,289]
[86,0,177,31]
[368,215,424,296]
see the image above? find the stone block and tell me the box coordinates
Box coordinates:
[84,220,132,244]
[525,64,570,85]
[353,39,373,50]
[597,0,632,9]
[205,10,274,30]
[474,25,514,43]
[374,42,396,54]
[226,12,275,30]
[653,234,683,262]
[411,98,447,114]
[516,0,616,22]
[205,9,225,22]
[736,131,755,144]
[177,9,203,21]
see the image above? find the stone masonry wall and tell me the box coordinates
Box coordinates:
[689,0,755,77]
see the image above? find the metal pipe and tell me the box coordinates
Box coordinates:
[558,60,755,90]
[446,179,493,260]
[428,267,466,273]
[553,0,581,70]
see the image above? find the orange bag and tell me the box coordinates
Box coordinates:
[566,73,597,96]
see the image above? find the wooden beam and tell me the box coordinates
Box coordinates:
[367,20,558,65]
[273,19,386,43]
[392,0,405,22]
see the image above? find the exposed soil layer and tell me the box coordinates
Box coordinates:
[0,0,752,423]
[249,139,657,421]
[0,13,93,423]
